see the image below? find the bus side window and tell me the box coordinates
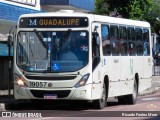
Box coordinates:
[128,27,136,56]
[135,28,143,56]
[119,26,127,55]
[143,29,150,56]
[101,24,110,56]
[110,25,120,56]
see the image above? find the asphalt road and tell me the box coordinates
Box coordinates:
[0,92,159,120]
[0,76,160,119]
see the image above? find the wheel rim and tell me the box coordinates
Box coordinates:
[100,85,106,108]
[133,82,137,101]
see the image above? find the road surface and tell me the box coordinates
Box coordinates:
[1,92,160,120]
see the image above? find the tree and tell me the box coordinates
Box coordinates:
[108,0,131,18]
[154,21,160,35]
[146,0,160,34]
[95,0,160,33]
[95,0,154,20]
[108,0,154,20]
[94,0,109,15]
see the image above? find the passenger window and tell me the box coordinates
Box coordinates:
[143,29,150,56]
[110,25,120,55]
[135,28,143,55]
[101,25,110,55]
[128,27,136,56]
[119,26,127,55]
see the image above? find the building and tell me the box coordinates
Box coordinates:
[0,0,94,90]
[0,0,94,35]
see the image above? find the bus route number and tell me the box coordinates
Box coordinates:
[30,82,47,88]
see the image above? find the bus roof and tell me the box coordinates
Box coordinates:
[93,14,150,28]
[19,11,150,28]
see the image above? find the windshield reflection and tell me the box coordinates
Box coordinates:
[17,31,89,72]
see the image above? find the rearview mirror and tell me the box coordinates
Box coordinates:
[92,32,100,47]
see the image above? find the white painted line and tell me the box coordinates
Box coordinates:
[31,117,55,120]
[152,81,160,83]
[142,97,159,101]
[85,102,148,111]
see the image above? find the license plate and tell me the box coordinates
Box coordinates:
[44,94,57,99]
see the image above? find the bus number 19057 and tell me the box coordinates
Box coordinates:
[30,82,47,88]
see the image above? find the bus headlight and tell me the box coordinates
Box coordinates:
[17,78,25,86]
[14,74,26,87]
[74,73,90,88]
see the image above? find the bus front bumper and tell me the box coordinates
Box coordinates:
[14,84,94,100]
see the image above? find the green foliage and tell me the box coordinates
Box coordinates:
[94,0,160,34]
[146,0,160,34]
[108,0,131,18]
[94,0,109,15]
[129,0,154,20]
[107,0,154,20]
[154,21,160,36]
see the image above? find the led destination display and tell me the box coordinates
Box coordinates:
[19,17,88,28]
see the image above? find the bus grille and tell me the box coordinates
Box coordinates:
[25,76,76,80]
[30,90,71,98]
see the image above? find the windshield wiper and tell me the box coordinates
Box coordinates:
[64,29,71,38]
[33,29,48,49]
[33,29,51,70]
[61,29,72,51]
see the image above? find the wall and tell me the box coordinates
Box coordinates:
[0,57,13,90]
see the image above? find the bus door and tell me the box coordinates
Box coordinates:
[91,22,103,99]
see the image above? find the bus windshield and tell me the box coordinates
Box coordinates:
[17,31,89,72]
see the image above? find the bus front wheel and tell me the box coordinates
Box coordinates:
[93,84,107,109]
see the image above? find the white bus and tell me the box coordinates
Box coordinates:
[11,10,152,109]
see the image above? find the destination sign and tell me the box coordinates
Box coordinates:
[19,17,88,28]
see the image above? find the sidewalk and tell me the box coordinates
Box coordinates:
[0,76,160,111]
[0,90,14,111]
[139,76,160,96]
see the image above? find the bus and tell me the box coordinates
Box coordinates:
[10,10,152,109]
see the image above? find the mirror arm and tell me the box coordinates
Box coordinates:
[7,25,17,47]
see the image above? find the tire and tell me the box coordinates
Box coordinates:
[127,81,138,104]
[93,84,107,109]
